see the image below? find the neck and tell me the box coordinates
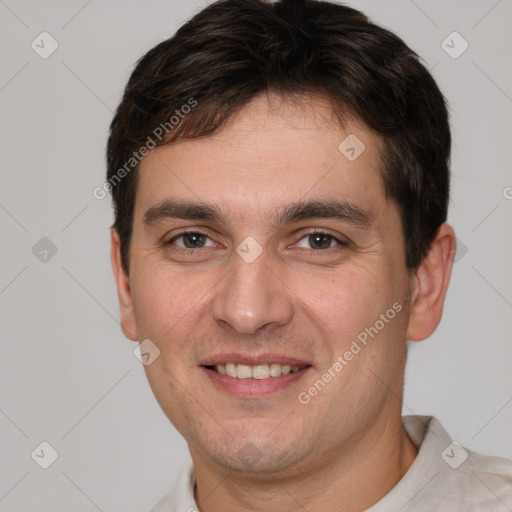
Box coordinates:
[191,413,418,512]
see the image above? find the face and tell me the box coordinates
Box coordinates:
[115,93,417,477]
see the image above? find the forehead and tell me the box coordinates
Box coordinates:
[135,93,387,222]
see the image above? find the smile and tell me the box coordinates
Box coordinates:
[208,363,307,379]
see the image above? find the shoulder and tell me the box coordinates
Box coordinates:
[461,448,512,508]
[396,416,512,510]
[427,417,512,509]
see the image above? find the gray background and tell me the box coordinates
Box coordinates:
[0,0,511,510]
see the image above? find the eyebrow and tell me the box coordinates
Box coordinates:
[143,198,373,229]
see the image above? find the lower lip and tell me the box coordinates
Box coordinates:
[201,366,312,397]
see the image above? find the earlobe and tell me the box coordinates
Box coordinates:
[406,224,456,341]
[110,230,138,341]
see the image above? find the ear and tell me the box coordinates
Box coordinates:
[110,229,138,341]
[406,223,456,341]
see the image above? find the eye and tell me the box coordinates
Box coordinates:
[164,229,347,253]
[167,231,216,249]
[295,231,345,250]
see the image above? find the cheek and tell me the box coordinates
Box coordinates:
[130,263,198,345]
[296,268,387,341]
[294,262,408,376]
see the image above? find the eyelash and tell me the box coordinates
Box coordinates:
[164,229,348,254]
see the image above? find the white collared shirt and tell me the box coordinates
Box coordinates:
[149,416,512,511]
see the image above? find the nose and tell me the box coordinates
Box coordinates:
[211,248,295,335]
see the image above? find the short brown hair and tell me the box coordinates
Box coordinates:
[106,0,451,272]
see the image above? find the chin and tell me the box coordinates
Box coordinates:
[197,429,313,478]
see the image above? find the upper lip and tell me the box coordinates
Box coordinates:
[200,353,311,367]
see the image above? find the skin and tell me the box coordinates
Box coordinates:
[111,92,456,511]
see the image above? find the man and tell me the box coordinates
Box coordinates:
[106,0,512,510]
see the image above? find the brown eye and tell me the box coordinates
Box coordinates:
[182,233,207,248]
[308,233,334,249]
[296,231,343,250]
[167,232,215,249]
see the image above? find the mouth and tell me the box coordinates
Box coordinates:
[205,363,308,379]
[200,355,312,397]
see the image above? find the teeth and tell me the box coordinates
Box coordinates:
[269,363,282,377]
[226,363,237,378]
[237,364,253,379]
[253,364,270,379]
[213,363,305,379]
